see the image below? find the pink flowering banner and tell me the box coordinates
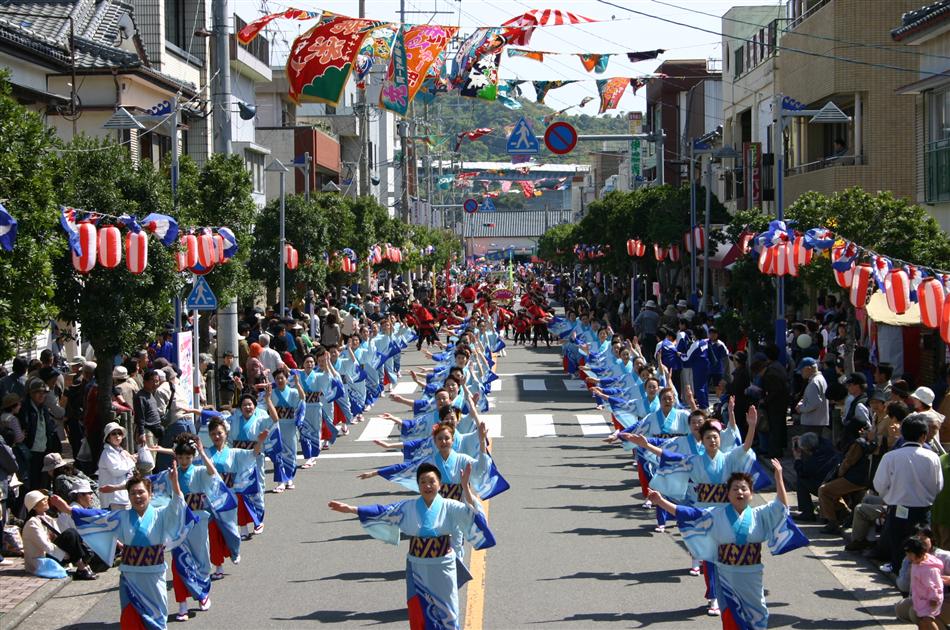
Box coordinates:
[380,24,457,115]
[287,13,385,105]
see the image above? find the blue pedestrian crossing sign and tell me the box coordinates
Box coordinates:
[186,275,217,311]
[506,117,540,155]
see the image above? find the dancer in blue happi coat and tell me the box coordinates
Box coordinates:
[148,433,238,621]
[227,390,279,537]
[62,465,193,630]
[270,368,305,493]
[681,326,711,409]
[649,459,809,630]
[207,415,266,550]
[329,462,495,630]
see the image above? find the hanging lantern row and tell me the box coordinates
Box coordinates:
[751,221,950,332]
[62,206,236,276]
[683,226,705,254]
[626,239,646,257]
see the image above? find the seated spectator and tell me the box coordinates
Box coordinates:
[43,453,99,509]
[819,426,875,534]
[793,432,839,522]
[21,490,96,580]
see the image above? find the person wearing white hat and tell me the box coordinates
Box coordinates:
[57,463,191,628]
[97,422,136,510]
[55,479,97,532]
[911,387,947,450]
[22,489,96,579]
[44,452,100,509]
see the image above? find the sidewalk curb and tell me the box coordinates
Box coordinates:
[0,576,71,630]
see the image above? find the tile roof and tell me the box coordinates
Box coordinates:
[0,0,193,91]
[892,0,950,40]
[469,209,576,238]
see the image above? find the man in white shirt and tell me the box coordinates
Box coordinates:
[257,333,283,375]
[872,413,943,572]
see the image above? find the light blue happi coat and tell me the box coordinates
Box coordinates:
[209,444,264,527]
[270,385,304,482]
[675,500,809,630]
[73,495,193,630]
[357,495,495,630]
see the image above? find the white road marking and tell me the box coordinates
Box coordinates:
[522,379,547,391]
[356,417,398,441]
[525,413,556,438]
[489,378,503,392]
[392,381,418,395]
[563,379,589,392]
[576,414,612,436]
[298,452,402,460]
[480,414,503,438]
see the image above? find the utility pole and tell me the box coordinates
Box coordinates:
[211,0,232,154]
[399,119,410,222]
[357,0,371,197]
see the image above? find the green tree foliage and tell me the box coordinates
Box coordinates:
[53,137,181,423]
[0,75,62,360]
[250,194,329,297]
[176,154,259,302]
[537,221,579,264]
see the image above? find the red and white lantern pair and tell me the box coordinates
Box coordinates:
[668,244,681,263]
[626,239,645,257]
[341,257,357,273]
[285,244,299,270]
[684,226,705,254]
[787,236,813,277]
[757,243,792,276]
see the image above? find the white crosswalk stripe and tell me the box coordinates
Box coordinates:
[391,381,417,395]
[356,417,397,441]
[480,414,503,438]
[563,379,589,392]
[575,414,613,436]
[525,413,557,437]
[522,378,547,391]
[488,378,503,392]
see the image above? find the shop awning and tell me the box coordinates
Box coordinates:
[865,292,921,327]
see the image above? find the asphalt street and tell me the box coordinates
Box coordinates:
[26,343,906,629]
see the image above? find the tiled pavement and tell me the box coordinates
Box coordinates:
[0,556,69,628]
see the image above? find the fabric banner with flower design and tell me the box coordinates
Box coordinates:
[380,24,457,115]
[597,77,630,114]
[287,13,385,105]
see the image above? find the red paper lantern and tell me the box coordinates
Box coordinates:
[792,236,813,269]
[175,250,188,272]
[757,245,776,275]
[72,222,97,274]
[684,226,705,254]
[213,233,227,263]
[668,244,681,263]
[919,278,945,329]
[654,244,667,262]
[831,245,855,288]
[941,292,950,344]
[181,234,198,269]
[342,257,356,273]
[97,224,121,269]
[849,263,873,308]
[885,268,910,315]
[125,231,148,274]
[285,244,299,270]
[197,233,217,268]
[626,239,645,257]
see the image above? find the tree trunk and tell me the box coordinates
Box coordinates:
[94,351,118,448]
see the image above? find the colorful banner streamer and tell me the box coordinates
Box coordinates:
[287,13,385,105]
[597,77,630,114]
[532,80,576,104]
[454,127,493,152]
[237,8,320,45]
[578,54,610,74]
[380,24,457,115]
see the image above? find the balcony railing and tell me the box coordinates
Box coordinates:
[785,153,865,176]
[926,139,950,203]
[786,0,832,30]
[733,19,783,79]
[231,14,269,67]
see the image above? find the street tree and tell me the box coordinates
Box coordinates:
[53,137,180,425]
[0,75,62,361]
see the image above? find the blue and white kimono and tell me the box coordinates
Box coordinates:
[73,495,193,630]
[652,446,760,507]
[209,444,264,528]
[356,495,495,630]
[298,368,332,453]
[151,464,238,603]
[270,385,304,483]
[675,500,809,629]
[360,339,383,405]
[337,350,367,417]
[228,406,276,498]
[376,448,508,501]
[681,338,711,408]
[373,333,399,388]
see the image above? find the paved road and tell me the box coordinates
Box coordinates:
[27,343,904,629]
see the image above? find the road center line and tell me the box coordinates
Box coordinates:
[463,498,489,630]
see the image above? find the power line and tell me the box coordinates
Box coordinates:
[597,0,950,79]
[648,0,950,62]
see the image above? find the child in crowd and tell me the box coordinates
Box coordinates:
[905,536,945,630]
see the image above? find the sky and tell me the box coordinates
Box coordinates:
[232,0,786,116]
